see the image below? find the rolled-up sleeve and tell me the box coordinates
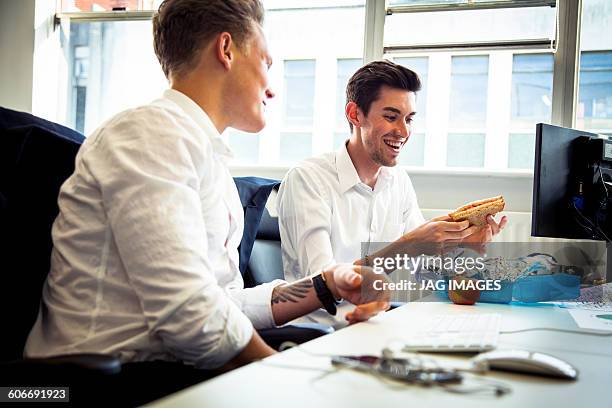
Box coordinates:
[90,108,253,369]
[226,279,285,329]
[278,167,336,280]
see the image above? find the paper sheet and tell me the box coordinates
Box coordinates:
[568,309,612,331]
[554,301,612,312]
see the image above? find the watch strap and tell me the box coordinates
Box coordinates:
[312,274,337,316]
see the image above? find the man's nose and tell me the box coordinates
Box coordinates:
[396,122,409,138]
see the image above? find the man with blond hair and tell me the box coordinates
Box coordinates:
[25,0,388,371]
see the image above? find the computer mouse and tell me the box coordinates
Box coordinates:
[471,350,579,380]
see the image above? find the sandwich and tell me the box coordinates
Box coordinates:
[448,196,505,226]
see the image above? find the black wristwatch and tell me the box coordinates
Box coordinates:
[312,273,340,316]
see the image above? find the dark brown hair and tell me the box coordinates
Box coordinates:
[153,0,264,79]
[345,60,421,131]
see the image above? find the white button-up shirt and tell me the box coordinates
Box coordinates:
[277,143,425,327]
[25,89,282,369]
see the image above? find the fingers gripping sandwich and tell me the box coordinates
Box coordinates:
[448,196,505,227]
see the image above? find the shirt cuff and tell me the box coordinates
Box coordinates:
[230,279,286,329]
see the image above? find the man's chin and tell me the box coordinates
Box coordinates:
[371,154,399,168]
[386,158,399,167]
[380,156,399,167]
[233,119,265,134]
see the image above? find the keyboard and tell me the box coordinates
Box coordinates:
[403,313,501,353]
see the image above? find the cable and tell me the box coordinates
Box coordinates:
[501,327,612,336]
[571,200,612,242]
[441,376,512,397]
[277,341,511,396]
[573,203,607,240]
[597,162,609,198]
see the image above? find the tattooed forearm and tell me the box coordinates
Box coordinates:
[271,280,313,304]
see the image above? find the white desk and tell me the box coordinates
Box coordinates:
[146,302,612,408]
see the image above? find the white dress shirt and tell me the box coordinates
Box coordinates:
[25,89,283,369]
[277,142,425,327]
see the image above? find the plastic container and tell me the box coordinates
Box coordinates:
[512,273,580,303]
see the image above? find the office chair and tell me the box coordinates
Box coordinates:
[239,180,404,314]
[234,177,335,349]
[0,111,215,406]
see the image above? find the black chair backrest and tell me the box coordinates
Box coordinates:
[246,193,284,287]
[234,177,281,287]
[1,118,83,361]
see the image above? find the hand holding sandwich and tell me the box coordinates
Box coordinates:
[401,195,507,255]
[448,195,508,252]
[400,215,479,249]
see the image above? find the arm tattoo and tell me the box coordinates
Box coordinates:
[271,280,313,304]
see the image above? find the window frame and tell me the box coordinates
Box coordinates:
[363,0,581,174]
[55,0,586,175]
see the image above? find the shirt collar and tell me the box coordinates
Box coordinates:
[335,141,362,194]
[335,141,396,194]
[163,89,235,162]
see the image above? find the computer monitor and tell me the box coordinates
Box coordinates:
[531,123,599,239]
[532,123,611,282]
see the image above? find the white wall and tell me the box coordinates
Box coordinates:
[0,0,36,112]
[32,0,68,123]
[230,166,534,213]
[0,0,63,119]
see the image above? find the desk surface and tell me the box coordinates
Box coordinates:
[146,302,612,408]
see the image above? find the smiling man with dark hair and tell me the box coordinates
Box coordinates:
[278,60,507,327]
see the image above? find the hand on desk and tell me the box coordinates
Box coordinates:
[323,264,391,325]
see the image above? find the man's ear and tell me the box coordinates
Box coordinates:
[346,101,362,129]
[215,32,234,70]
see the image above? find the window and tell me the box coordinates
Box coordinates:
[577,52,612,133]
[336,59,362,129]
[65,20,167,135]
[447,133,485,167]
[382,1,559,170]
[506,53,553,169]
[283,60,316,127]
[232,1,366,165]
[60,0,158,11]
[445,56,488,167]
[384,3,555,47]
[394,57,428,166]
[280,132,312,164]
[51,0,610,171]
[508,133,535,169]
[399,133,426,166]
[450,55,488,128]
[511,54,553,126]
[395,57,428,121]
[227,130,260,165]
[58,2,367,167]
[577,0,612,135]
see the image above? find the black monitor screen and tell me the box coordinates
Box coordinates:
[531,123,599,239]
